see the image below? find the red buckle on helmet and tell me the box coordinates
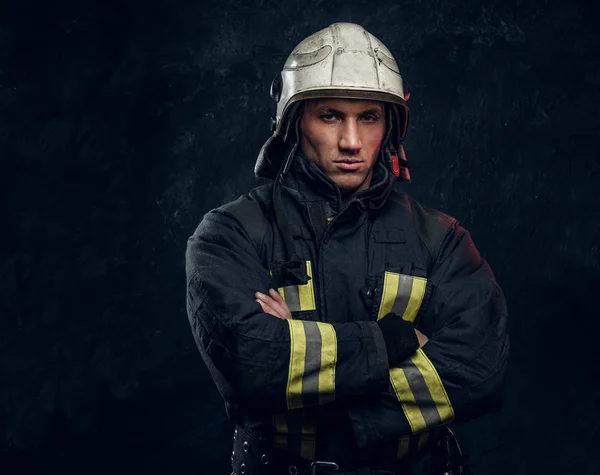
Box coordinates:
[391,154,400,177]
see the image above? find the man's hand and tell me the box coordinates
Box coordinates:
[255,289,292,320]
[415,328,429,348]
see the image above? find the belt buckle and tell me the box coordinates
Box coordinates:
[310,461,339,475]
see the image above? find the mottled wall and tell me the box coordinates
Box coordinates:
[1,0,599,473]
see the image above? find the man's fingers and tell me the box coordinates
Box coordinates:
[256,294,288,319]
[255,290,291,320]
[267,289,292,319]
[256,297,275,313]
[256,291,286,314]
[256,299,284,319]
[414,328,429,348]
[269,288,285,304]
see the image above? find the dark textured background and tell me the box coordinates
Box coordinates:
[1,0,599,473]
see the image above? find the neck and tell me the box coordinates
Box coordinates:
[284,153,394,212]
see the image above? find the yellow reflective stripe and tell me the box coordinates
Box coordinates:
[301,416,316,434]
[316,322,337,404]
[274,435,287,449]
[300,417,317,460]
[275,261,316,312]
[397,432,430,460]
[286,321,337,409]
[411,350,454,424]
[273,413,288,449]
[273,413,288,433]
[300,435,316,460]
[273,412,316,460]
[378,272,400,320]
[403,276,427,323]
[389,350,454,433]
[397,436,411,459]
[298,261,316,311]
[418,431,430,450]
[287,320,307,410]
[390,367,428,433]
[377,272,428,322]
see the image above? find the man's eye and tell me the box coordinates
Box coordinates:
[320,113,337,121]
[361,114,377,122]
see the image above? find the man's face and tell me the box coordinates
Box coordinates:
[299,98,386,196]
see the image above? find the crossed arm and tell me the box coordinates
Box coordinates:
[255,289,430,348]
[186,209,509,448]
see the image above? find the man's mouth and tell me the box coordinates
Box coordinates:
[334,159,362,171]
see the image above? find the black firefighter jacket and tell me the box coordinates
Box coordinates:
[185,152,510,468]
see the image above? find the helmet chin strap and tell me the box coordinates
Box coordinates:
[382,103,411,182]
[279,106,303,177]
[385,145,411,182]
[271,110,310,286]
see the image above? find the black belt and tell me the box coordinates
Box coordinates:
[231,425,398,475]
[231,425,463,475]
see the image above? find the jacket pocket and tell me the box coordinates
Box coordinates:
[274,260,317,312]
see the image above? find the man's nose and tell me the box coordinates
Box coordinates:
[339,120,362,152]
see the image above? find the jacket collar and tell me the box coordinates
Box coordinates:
[281,152,396,212]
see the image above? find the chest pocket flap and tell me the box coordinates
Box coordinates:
[373,229,406,243]
[275,260,317,312]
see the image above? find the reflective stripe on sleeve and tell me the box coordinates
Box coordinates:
[390,349,454,433]
[378,272,449,432]
[287,320,337,410]
[317,322,336,405]
[287,320,307,410]
[377,272,427,322]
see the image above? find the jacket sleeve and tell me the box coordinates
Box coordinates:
[186,208,390,413]
[347,220,510,449]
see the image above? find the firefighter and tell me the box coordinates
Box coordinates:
[185,22,509,475]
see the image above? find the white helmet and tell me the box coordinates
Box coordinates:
[255,22,411,181]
